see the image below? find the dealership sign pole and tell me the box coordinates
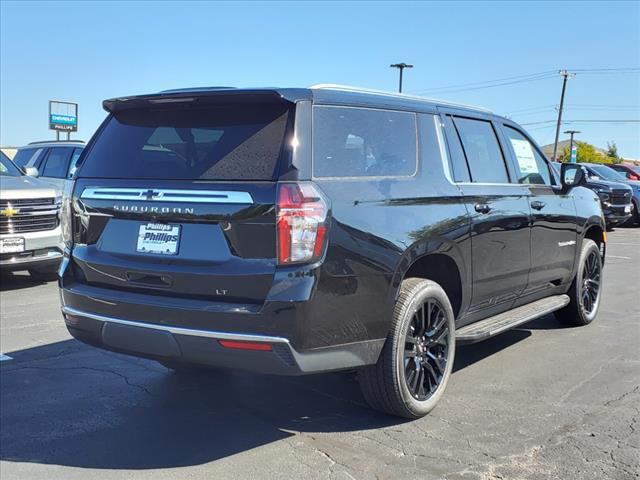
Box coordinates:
[49,100,78,141]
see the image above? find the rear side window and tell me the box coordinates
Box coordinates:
[79,104,290,180]
[68,148,83,178]
[313,106,417,178]
[502,126,552,185]
[453,117,509,183]
[12,148,44,169]
[42,147,72,178]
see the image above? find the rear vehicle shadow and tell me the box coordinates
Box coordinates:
[0,271,53,291]
[1,324,546,471]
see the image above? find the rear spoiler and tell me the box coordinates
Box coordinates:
[103,88,311,113]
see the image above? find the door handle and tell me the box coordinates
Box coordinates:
[531,201,546,211]
[474,203,491,214]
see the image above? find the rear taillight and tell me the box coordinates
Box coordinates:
[60,197,73,248]
[276,182,329,265]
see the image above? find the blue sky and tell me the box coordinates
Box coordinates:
[1,1,639,157]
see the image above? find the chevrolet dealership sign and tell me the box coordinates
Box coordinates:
[49,101,78,132]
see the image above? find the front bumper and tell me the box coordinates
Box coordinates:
[0,227,63,271]
[602,203,633,226]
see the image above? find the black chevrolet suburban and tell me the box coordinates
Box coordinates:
[59,85,606,418]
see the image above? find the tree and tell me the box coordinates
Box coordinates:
[562,141,611,164]
[605,141,622,164]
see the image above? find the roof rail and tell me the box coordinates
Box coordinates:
[28,140,85,145]
[309,84,492,113]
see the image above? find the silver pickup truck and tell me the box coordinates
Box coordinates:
[0,153,63,279]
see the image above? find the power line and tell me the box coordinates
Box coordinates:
[407,70,557,94]
[522,119,640,126]
[407,67,639,95]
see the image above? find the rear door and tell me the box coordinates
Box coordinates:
[499,123,577,294]
[441,112,531,317]
[71,97,294,304]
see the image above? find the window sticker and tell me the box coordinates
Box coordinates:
[510,138,539,174]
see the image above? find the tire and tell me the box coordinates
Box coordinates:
[28,265,59,282]
[358,278,456,419]
[555,239,603,326]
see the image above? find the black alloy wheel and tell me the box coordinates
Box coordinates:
[403,300,449,401]
[580,249,601,316]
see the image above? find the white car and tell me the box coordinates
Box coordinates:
[0,153,63,279]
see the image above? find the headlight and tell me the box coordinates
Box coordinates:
[596,191,610,202]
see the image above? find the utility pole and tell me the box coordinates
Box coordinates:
[390,63,413,93]
[552,70,575,161]
[564,130,580,163]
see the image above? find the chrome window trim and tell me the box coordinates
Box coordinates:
[62,306,291,344]
[81,188,253,204]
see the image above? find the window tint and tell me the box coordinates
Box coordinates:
[12,148,44,169]
[42,147,72,178]
[79,104,290,180]
[453,117,509,183]
[442,115,471,182]
[68,148,83,178]
[313,106,417,178]
[503,126,552,185]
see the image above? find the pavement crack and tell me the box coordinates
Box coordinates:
[4,365,154,396]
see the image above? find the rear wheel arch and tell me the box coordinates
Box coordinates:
[400,253,464,320]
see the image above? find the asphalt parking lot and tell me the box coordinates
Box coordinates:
[1,228,638,480]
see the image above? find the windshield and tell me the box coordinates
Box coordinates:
[0,155,22,176]
[79,103,291,180]
[588,165,626,181]
[633,166,640,174]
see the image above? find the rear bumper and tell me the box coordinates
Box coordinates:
[61,305,383,375]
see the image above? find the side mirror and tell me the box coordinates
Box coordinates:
[23,166,39,177]
[560,163,586,191]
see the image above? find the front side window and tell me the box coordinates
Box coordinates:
[12,148,44,169]
[313,106,417,178]
[42,147,72,178]
[502,126,552,185]
[453,117,509,183]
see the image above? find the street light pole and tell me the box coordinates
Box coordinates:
[552,70,575,161]
[564,130,580,163]
[390,63,413,93]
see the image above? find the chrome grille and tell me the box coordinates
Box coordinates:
[0,198,59,235]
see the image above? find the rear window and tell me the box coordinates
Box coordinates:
[79,104,291,180]
[313,106,417,178]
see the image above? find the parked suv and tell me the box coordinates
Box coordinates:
[552,162,633,227]
[12,140,85,194]
[1,154,63,279]
[59,86,606,418]
[588,163,640,226]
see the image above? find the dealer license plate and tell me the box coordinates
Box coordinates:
[136,223,180,255]
[0,237,25,254]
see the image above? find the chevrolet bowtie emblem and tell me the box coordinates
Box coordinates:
[1,207,19,218]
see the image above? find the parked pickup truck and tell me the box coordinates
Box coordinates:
[59,85,606,418]
[1,153,63,279]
